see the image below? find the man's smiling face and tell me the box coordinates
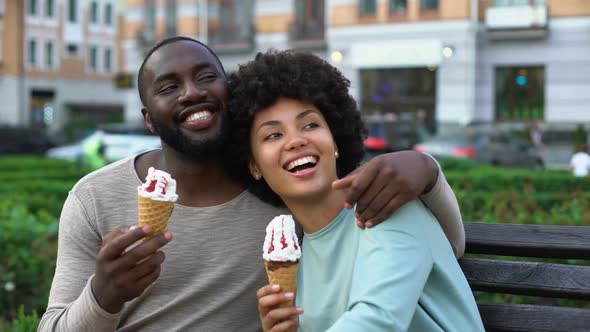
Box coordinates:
[141,40,230,160]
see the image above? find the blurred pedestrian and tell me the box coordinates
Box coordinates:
[569,143,590,177]
[531,119,545,163]
[82,134,107,170]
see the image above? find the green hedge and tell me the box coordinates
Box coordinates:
[439,158,590,226]
[0,157,81,171]
[0,157,84,323]
[0,205,58,323]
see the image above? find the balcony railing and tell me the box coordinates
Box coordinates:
[485,1,548,39]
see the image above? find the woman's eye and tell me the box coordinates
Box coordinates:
[304,123,319,130]
[264,133,282,141]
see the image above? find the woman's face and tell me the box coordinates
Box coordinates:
[249,97,339,202]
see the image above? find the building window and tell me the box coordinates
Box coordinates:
[89,46,98,72]
[360,67,438,148]
[28,39,37,66]
[45,41,54,69]
[390,0,407,14]
[164,0,176,37]
[495,66,545,121]
[360,0,377,16]
[104,48,112,72]
[66,43,79,56]
[292,0,325,40]
[28,0,38,16]
[209,0,254,45]
[421,0,439,10]
[68,0,77,22]
[45,0,54,17]
[90,1,98,23]
[105,3,113,26]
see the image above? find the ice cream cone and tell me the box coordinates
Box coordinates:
[264,260,299,308]
[138,195,174,238]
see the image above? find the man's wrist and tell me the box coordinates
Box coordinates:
[91,277,124,314]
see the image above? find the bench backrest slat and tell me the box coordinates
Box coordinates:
[460,258,590,300]
[462,222,590,331]
[478,303,590,332]
[464,222,590,259]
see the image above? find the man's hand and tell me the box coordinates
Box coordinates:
[332,151,438,228]
[257,284,302,332]
[91,226,172,313]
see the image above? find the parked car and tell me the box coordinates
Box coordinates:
[46,125,161,162]
[413,126,544,168]
[0,126,55,155]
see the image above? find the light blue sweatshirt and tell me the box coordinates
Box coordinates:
[296,200,484,332]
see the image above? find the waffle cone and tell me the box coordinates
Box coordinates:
[264,260,299,308]
[138,195,174,238]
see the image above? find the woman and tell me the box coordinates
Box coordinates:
[229,50,484,332]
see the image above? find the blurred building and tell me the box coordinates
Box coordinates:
[0,1,587,140]
[121,0,590,136]
[0,0,125,140]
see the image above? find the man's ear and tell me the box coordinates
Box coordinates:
[249,160,262,180]
[142,108,156,134]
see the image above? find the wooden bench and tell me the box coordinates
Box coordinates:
[460,222,590,332]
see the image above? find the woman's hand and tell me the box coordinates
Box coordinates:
[257,284,303,332]
[333,151,438,228]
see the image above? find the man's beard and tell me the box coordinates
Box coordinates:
[150,111,230,161]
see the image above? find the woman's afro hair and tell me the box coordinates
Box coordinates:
[226,49,366,207]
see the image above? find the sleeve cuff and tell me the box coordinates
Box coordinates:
[84,275,123,321]
[420,153,444,200]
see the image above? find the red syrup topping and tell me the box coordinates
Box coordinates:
[146,180,157,192]
[267,230,275,254]
[160,178,168,195]
[280,219,288,249]
[293,234,299,251]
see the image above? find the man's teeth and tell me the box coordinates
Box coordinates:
[186,111,211,122]
[286,156,318,171]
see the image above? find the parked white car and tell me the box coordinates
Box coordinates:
[46,128,161,162]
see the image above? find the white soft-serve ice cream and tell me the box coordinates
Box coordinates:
[137,167,178,238]
[138,167,178,201]
[263,215,302,262]
[262,215,301,307]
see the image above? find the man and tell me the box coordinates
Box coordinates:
[39,37,464,331]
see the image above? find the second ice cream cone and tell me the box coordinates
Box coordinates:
[264,260,299,308]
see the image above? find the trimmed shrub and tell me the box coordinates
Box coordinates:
[0,204,58,322]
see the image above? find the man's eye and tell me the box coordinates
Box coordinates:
[159,85,177,94]
[264,133,282,141]
[198,73,217,82]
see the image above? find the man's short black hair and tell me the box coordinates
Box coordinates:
[227,50,367,207]
[137,36,225,106]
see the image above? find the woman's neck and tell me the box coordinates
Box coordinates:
[283,189,347,234]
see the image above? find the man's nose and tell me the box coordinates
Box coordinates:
[179,82,207,104]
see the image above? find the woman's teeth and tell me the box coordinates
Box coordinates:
[286,156,318,171]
